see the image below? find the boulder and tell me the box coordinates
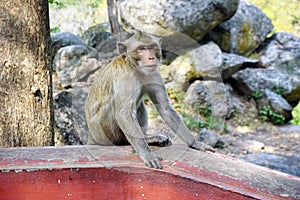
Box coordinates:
[257,89,293,121]
[231,68,298,104]
[51,32,86,60]
[95,32,132,57]
[260,32,300,69]
[53,45,101,87]
[185,80,233,119]
[208,0,273,55]
[231,68,294,122]
[231,68,293,97]
[54,88,88,145]
[196,128,220,147]
[221,53,259,80]
[118,0,239,41]
[240,153,300,177]
[162,42,223,90]
[259,32,300,104]
[81,23,112,48]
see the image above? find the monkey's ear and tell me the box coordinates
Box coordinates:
[117,42,127,55]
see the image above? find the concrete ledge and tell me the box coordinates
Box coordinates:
[0,145,299,199]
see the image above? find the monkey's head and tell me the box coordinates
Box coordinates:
[117,32,162,74]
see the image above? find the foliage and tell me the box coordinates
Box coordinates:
[291,102,300,125]
[49,0,107,35]
[249,0,300,35]
[272,87,284,95]
[50,26,60,33]
[250,90,263,100]
[166,88,225,132]
[259,105,285,125]
[49,0,104,8]
[49,0,60,5]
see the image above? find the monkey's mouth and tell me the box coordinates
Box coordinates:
[143,64,157,68]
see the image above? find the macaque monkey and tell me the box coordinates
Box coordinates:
[85,32,213,169]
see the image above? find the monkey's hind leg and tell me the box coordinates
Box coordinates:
[145,132,172,147]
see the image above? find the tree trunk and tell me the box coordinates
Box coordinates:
[0,0,54,147]
[107,0,121,34]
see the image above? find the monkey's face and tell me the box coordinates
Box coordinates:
[134,42,161,73]
[118,33,162,75]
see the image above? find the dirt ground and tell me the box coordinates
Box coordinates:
[148,116,300,157]
[147,99,300,177]
[218,122,300,157]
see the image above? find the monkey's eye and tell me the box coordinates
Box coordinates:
[137,45,148,51]
[149,44,159,50]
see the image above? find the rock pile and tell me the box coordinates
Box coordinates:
[51,0,300,151]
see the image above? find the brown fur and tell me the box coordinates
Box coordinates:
[85,32,213,169]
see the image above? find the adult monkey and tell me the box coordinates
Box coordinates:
[85,32,214,169]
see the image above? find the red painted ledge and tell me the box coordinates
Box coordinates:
[0,145,299,200]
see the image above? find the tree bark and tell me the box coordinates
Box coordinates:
[107,0,121,34]
[0,0,54,147]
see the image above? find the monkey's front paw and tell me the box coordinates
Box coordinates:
[190,140,215,152]
[146,133,172,147]
[139,152,163,169]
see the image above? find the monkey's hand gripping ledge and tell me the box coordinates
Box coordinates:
[0,145,299,200]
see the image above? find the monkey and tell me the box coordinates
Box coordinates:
[85,32,214,169]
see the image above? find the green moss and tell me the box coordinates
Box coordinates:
[286,86,300,103]
[213,31,230,52]
[237,21,257,55]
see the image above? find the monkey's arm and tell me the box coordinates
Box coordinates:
[114,89,163,168]
[147,82,213,151]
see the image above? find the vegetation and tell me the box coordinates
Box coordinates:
[167,88,225,132]
[292,102,300,125]
[249,0,300,36]
[249,0,300,125]
[49,0,107,35]
[250,90,263,100]
[48,0,300,126]
[259,105,285,125]
[49,0,103,7]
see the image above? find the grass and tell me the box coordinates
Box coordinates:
[249,0,300,36]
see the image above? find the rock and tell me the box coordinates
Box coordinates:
[118,0,239,41]
[54,88,88,145]
[240,153,300,176]
[257,89,293,121]
[260,32,300,69]
[163,42,223,90]
[95,32,132,57]
[231,68,293,99]
[51,32,86,60]
[53,45,101,86]
[259,32,300,104]
[208,0,273,55]
[221,53,259,80]
[276,123,300,134]
[231,68,295,123]
[196,128,220,147]
[185,80,233,119]
[244,140,265,153]
[81,23,112,48]
[185,80,211,109]
[227,85,257,113]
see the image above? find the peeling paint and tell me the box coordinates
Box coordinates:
[0,145,299,199]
